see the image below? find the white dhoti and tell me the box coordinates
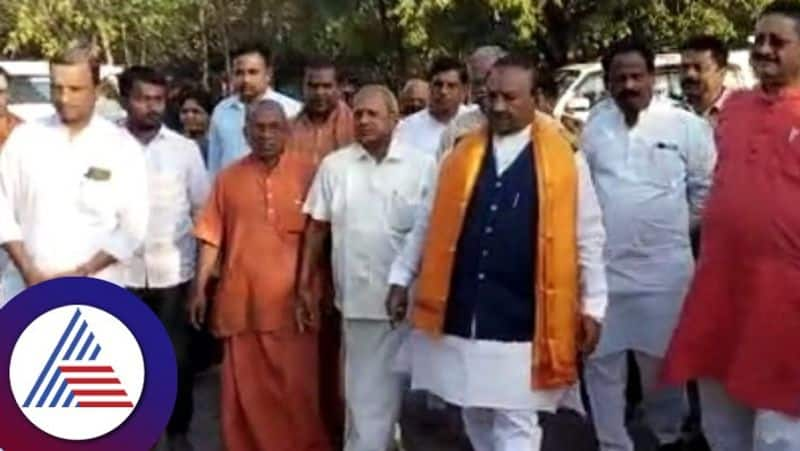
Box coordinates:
[584,350,687,451]
[403,330,565,451]
[699,380,800,451]
[343,319,407,451]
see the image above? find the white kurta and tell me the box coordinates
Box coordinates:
[0,115,149,304]
[393,105,478,158]
[393,125,608,411]
[120,126,210,289]
[580,99,716,358]
[303,140,437,320]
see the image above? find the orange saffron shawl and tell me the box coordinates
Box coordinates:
[413,114,581,389]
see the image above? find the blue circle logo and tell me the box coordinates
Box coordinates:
[0,277,177,450]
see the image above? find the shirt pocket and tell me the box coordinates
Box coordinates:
[632,137,685,189]
[385,187,421,234]
[78,177,115,216]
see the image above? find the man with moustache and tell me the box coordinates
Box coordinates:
[438,46,507,159]
[190,100,328,451]
[580,38,717,451]
[394,56,473,158]
[389,54,608,450]
[0,44,148,305]
[290,56,354,450]
[299,85,437,451]
[680,35,733,127]
[118,66,209,451]
[663,2,800,450]
[207,44,302,177]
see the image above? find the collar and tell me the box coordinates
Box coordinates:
[296,101,346,126]
[46,113,103,137]
[492,124,531,148]
[355,139,404,162]
[756,84,800,104]
[226,88,275,110]
[702,87,732,117]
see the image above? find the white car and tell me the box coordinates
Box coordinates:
[1,60,124,122]
[552,50,756,124]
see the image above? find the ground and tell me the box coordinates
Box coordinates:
[187,369,711,451]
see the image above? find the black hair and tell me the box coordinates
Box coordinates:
[536,66,559,101]
[304,56,338,80]
[179,88,214,114]
[761,1,800,35]
[492,53,538,94]
[681,35,729,68]
[428,56,469,85]
[0,67,8,83]
[231,43,273,67]
[601,37,656,73]
[118,65,168,99]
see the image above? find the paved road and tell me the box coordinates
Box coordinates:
[187,369,710,451]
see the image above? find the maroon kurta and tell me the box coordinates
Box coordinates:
[663,88,800,415]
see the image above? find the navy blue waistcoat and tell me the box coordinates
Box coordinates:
[443,141,538,342]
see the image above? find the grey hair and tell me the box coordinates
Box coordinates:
[353,84,399,116]
[470,45,508,62]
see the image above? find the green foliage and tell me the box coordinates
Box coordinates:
[0,0,771,83]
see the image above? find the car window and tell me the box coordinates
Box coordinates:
[574,72,606,107]
[8,75,50,104]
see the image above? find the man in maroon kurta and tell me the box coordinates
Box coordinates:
[663,2,800,450]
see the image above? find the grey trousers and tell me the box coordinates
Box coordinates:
[585,350,687,451]
[699,379,800,451]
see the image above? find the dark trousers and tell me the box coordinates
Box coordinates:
[129,282,195,436]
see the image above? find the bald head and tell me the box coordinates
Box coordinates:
[399,78,430,116]
[353,84,399,153]
[469,45,508,103]
[246,99,287,124]
[244,99,289,162]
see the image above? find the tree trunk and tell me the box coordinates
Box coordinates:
[200,5,210,89]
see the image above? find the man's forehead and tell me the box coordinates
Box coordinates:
[431,70,462,83]
[756,14,800,39]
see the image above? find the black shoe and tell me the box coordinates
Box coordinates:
[658,441,684,451]
[167,434,194,451]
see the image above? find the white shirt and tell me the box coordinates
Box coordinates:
[0,115,149,303]
[393,123,608,410]
[303,140,437,320]
[581,98,716,357]
[207,89,302,176]
[121,126,210,289]
[390,126,608,321]
[394,105,478,158]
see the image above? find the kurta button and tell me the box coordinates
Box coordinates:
[495,181,502,188]
[478,273,485,280]
[482,250,489,257]
[490,204,498,211]
[485,227,493,234]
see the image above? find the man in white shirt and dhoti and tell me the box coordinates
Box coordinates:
[299,85,437,451]
[0,45,148,305]
[580,38,716,451]
[386,54,608,451]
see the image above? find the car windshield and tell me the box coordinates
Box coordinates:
[554,69,580,97]
[8,75,50,104]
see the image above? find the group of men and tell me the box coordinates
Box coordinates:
[0,1,799,451]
